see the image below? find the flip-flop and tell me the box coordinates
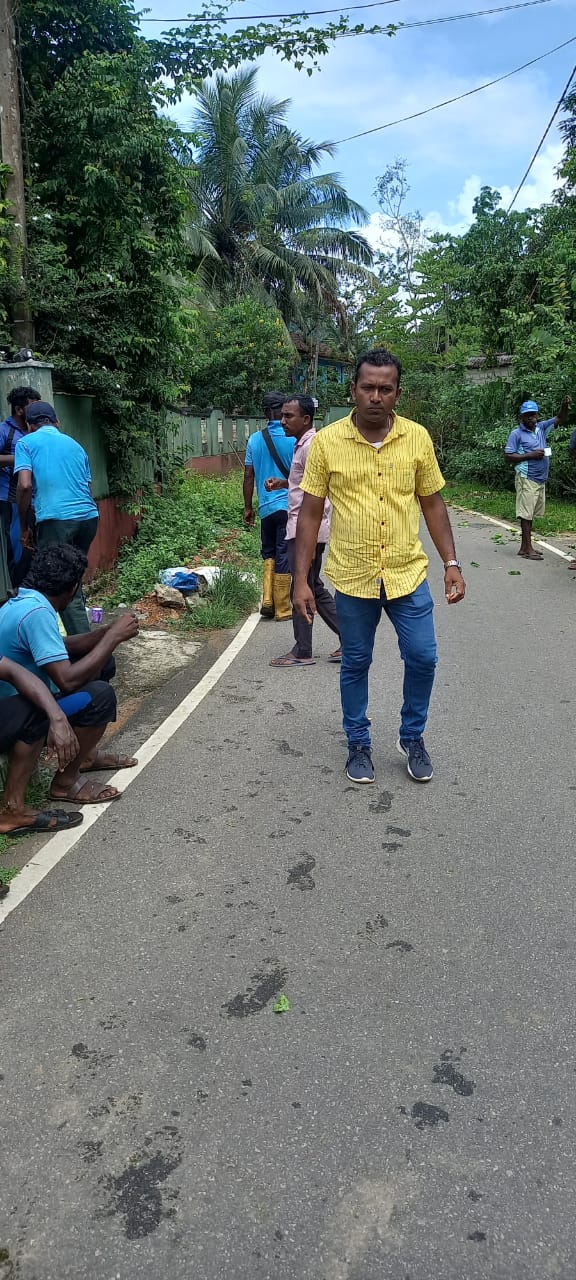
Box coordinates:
[269,653,316,667]
[0,810,84,838]
[50,777,122,805]
[328,649,342,663]
[80,753,138,772]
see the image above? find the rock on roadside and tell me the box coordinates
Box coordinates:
[154,583,186,609]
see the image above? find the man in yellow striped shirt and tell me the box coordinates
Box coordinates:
[293,349,465,785]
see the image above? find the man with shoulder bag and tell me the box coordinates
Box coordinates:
[243,391,295,620]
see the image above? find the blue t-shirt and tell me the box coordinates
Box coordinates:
[0,416,24,502]
[14,426,98,523]
[245,422,295,518]
[505,418,555,483]
[0,588,68,698]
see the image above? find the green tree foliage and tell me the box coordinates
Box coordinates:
[1,0,388,489]
[186,297,297,414]
[363,98,576,496]
[187,68,373,321]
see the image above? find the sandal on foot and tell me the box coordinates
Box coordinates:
[80,752,138,772]
[0,810,84,838]
[269,653,316,667]
[328,648,342,663]
[50,777,122,805]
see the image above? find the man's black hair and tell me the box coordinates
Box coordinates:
[283,394,315,421]
[26,545,88,596]
[354,349,402,386]
[7,386,41,412]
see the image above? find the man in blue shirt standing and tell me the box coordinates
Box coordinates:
[0,385,41,589]
[243,391,295,620]
[15,400,99,634]
[505,396,571,559]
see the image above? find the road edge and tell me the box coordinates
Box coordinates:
[0,610,262,927]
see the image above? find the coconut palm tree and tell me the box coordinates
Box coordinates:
[186,67,373,320]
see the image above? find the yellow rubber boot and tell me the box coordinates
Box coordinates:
[260,559,275,618]
[274,573,293,621]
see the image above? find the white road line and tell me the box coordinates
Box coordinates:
[458,509,572,561]
[0,610,262,927]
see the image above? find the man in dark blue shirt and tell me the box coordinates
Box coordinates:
[0,385,41,589]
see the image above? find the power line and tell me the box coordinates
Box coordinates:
[332,33,576,144]
[140,0,401,21]
[506,61,576,210]
[140,0,549,23]
[342,0,553,36]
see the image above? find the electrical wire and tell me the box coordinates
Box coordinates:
[141,0,400,20]
[331,34,576,143]
[341,0,553,37]
[506,62,576,210]
[140,0,549,23]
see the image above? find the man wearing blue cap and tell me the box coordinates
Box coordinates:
[505,396,571,559]
[15,401,99,632]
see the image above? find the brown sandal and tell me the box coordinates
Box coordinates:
[50,777,122,805]
[80,753,137,772]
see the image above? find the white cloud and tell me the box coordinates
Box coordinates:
[419,142,565,236]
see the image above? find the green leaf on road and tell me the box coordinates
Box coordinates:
[470,561,480,567]
[273,994,291,1014]
[508,570,521,575]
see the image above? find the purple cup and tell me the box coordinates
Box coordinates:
[90,606,104,624]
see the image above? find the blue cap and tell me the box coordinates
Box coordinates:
[520,400,539,414]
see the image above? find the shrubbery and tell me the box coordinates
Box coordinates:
[112,471,259,604]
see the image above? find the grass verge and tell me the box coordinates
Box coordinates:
[103,471,262,607]
[176,565,261,632]
[445,483,576,538]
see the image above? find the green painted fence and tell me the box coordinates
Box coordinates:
[54,393,110,498]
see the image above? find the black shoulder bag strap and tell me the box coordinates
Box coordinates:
[262,426,290,480]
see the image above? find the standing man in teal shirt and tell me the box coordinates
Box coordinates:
[15,401,99,634]
[243,391,295,621]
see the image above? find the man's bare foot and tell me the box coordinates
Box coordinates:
[518,549,543,560]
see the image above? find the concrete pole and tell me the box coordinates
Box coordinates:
[0,0,34,346]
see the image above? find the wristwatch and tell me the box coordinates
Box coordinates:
[444,559,462,570]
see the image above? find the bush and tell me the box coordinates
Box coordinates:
[112,471,253,604]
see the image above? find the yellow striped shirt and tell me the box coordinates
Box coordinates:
[300,410,445,599]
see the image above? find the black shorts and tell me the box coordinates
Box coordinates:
[0,680,117,753]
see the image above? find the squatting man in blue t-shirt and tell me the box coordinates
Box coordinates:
[505,395,571,560]
[15,400,100,634]
[0,545,139,846]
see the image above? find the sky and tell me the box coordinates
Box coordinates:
[138,0,575,246]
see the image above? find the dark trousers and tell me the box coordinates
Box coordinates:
[0,499,33,589]
[286,539,340,659]
[36,516,99,635]
[260,509,289,574]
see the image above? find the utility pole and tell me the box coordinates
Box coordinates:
[0,0,34,347]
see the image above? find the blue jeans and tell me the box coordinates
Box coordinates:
[335,580,438,747]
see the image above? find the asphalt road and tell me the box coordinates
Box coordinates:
[2,514,576,1280]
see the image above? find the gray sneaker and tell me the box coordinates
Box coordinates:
[397,737,433,782]
[345,745,375,784]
